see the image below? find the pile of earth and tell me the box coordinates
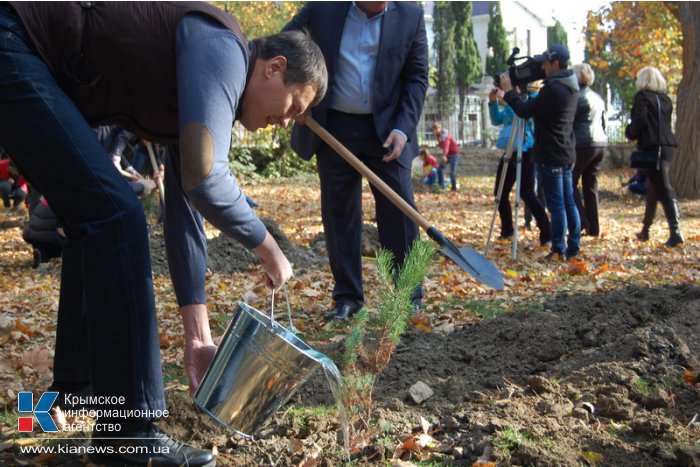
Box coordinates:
[162,283,700,466]
[148,217,330,278]
[148,145,505,279]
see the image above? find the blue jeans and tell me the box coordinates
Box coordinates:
[423,168,437,186]
[0,5,164,415]
[538,164,581,256]
[436,155,459,189]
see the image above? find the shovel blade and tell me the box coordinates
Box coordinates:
[427,226,505,290]
[438,244,505,291]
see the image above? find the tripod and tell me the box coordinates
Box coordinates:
[485,115,526,259]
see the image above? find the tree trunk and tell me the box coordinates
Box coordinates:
[671,2,700,199]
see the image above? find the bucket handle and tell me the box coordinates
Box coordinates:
[270,284,298,334]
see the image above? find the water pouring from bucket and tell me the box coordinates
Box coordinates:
[194,287,350,452]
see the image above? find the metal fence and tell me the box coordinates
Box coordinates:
[417,94,485,147]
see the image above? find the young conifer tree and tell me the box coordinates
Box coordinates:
[486,2,509,77]
[433,1,456,120]
[453,2,481,140]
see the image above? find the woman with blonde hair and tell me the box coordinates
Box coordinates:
[625,66,683,247]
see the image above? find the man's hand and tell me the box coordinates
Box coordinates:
[184,338,217,396]
[488,89,499,103]
[252,231,293,291]
[383,130,407,162]
[153,164,165,183]
[499,72,513,93]
[181,304,216,395]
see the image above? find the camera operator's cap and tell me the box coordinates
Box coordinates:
[534,44,570,63]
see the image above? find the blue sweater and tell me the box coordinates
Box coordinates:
[488,102,534,153]
[166,14,266,306]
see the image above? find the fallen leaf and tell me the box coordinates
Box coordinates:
[683,369,697,385]
[580,450,604,464]
[567,259,589,276]
[302,288,322,298]
[21,347,52,372]
[14,318,39,337]
[289,438,304,453]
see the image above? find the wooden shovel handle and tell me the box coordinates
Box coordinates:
[305,116,431,231]
[145,142,165,204]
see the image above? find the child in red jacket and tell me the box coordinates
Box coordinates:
[418,148,439,186]
[0,157,28,210]
[431,122,461,191]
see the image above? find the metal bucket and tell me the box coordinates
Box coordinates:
[194,293,322,438]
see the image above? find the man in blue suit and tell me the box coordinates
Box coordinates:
[284,1,429,320]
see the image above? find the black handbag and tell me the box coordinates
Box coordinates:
[630,95,662,170]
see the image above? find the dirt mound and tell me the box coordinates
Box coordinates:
[149,217,325,277]
[164,284,700,466]
[310,222,381,258]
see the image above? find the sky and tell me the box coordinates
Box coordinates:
[521,0,609,64]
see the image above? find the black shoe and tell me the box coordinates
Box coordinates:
[665,233,684,248]
[323,303,360,321]
[565,250,580,260]
[636,229,650,241]
[90,421,215,467]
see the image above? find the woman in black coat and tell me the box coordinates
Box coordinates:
[625,66,683,247]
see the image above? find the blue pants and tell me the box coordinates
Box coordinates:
[538,164,581,257]
[0,4,164,415]
[437,155,459,190]
[423,168,438,186]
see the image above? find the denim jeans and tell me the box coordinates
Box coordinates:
[437,155,459,190]
[0,4,164,415]
[423,168,437,186]
[538,164,581,256]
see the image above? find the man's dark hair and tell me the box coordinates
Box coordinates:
[252,31,328,107]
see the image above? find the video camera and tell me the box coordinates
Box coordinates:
[493,48,546,89]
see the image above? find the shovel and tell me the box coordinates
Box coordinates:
[145,141,165,204]
[305,116,504,291]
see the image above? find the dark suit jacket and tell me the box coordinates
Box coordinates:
[283,1,429,167]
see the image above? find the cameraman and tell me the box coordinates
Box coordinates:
[497,44,581,261]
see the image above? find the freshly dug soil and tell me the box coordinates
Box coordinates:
[162,283,700,466]
[149,217,327,278]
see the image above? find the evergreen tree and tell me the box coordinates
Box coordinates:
[486,2,509,76]
[432,1,456,119]
[547,20,568,48]
[453,2,481,140]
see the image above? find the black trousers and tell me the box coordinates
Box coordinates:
[645,153,676,203]
[494,149,551,243]
[317,110,422,308]
[573,146,605,236]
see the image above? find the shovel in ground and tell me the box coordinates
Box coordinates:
[305,116,504,291]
